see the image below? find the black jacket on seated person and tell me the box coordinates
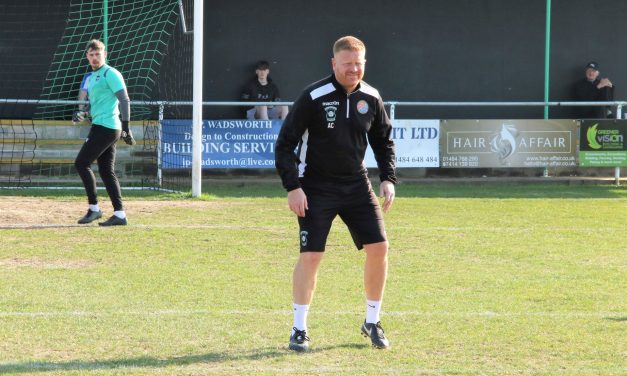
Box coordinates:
[573,78,615,119]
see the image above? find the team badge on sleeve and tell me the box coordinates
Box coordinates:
[356,100,369,114]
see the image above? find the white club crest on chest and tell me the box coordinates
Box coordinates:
[324,105,337,128]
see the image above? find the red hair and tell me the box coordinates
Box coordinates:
[333,36,366,55]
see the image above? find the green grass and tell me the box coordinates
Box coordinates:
[0,183,625,375]
[2,181,626,199]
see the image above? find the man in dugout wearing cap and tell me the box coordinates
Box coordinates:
[573,61,615,119]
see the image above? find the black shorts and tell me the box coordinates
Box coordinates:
[298,178,387,252]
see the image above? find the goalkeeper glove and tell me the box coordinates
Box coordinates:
[121,121,136,145]
[72,111,88,125]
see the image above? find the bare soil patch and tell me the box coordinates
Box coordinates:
[0,197,222,227]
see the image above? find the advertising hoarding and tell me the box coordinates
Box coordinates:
[439,120,578,168]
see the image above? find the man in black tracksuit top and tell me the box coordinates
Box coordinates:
[275,74,396,189]
[275,36,396,352]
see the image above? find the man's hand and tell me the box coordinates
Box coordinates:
[379,180,395,213]
[287,188,308,217]
[72,111,88,125]
[598,78,613,89]
[121,130,136,145]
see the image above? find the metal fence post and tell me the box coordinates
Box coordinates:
[157,103,164,188]
[615,104,622,186]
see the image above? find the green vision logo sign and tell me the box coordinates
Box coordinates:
[580,120,627,166]
[586,123,602,149]
[586,123,624,150]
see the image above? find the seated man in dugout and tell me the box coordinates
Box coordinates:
[573,61,615,119]
[241,60,289,120]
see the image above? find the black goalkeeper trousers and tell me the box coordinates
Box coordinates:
[74,124,123,211]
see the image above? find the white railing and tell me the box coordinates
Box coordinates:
[2,99,624,185]
[3,98,624,121]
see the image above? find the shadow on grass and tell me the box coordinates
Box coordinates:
[0,343,368,373]
[307,343,370,352]
[605,316,627,322]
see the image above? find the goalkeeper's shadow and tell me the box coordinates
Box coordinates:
[0,350,283,373]
[0,344,370,373]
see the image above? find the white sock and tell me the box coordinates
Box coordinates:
[292,303,309,333]
[366,299,381,324]
[113,210,126,219]
[89,204,100,212]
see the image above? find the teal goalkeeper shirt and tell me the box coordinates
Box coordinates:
[87,64,127,130]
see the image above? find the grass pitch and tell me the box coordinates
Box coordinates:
[0,183,625,375]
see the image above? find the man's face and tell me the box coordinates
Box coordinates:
[256,68,269,82]
[86,48,106,70]
[332,49,366,92]
[585,68,599,82]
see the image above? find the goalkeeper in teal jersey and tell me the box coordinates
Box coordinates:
[74,39,135,226]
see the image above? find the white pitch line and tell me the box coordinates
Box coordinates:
[0,310,623,318]
[2,363,624,375]
[1,224,623,232]
[0,224,279,230]
[178,364,627,375]
[0,224,85,229]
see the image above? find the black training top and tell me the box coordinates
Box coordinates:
[275,74,396,192]
[241,77,281,102]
